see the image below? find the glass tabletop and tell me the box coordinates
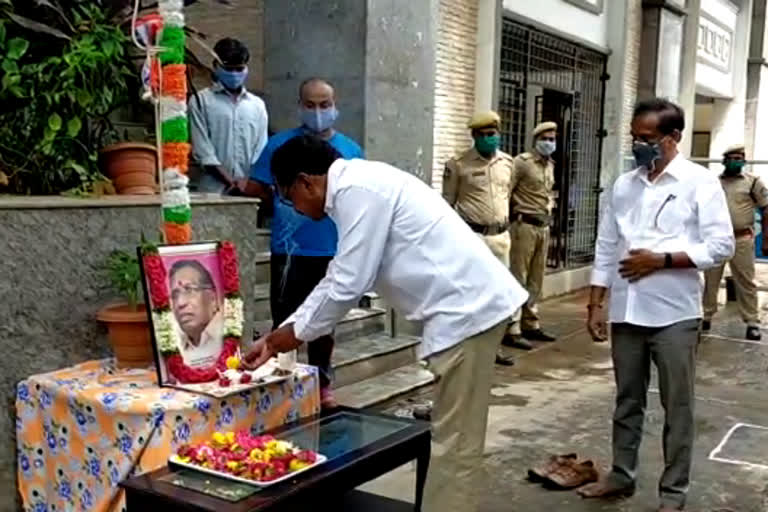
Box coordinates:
[279,411,412,462]
[160,412,415,501]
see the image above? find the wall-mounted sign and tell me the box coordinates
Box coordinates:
[697,14,733,73]
[562,0,604,15]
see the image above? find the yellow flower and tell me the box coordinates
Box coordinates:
[225,431,235,444]
[212,432,227,446]
[249,448,263,461]
[226,356,240,370]
[226,461,240,471]
[289,459,310,472]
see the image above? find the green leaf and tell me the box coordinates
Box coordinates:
[1,73,20,91]
[66,117,82,137]
[8,13,71,41]
[48,113,62,132]
[7,38,30,60]
[9,86,25,98]
[2,59,18,74]
[0,22,6,46]
[75,90,91,107]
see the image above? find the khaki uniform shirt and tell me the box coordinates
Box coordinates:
[720,172,768,231]
[442,148,514,226]
[510,152,555,216]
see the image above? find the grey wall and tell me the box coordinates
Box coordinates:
[0,197,265,511]
[263,0,367,139]
[262,0,437,181]
[364,0,438,182]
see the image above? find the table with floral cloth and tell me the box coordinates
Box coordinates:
[16,359,320,512]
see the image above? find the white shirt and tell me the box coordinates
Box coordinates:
[177,311,224,368]
[286,159,529,358]
[591,154,734,327]
[189,84,269,193]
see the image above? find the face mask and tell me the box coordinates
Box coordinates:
[215,67,248,90]
[536,140,556,156]
[723,160,746,175]
[632,141,663,171]
[474,135,500,155]
[301,107,338,133]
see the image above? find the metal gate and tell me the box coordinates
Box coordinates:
[499,18,607,269]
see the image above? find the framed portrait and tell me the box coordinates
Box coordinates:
[139,241,291,397]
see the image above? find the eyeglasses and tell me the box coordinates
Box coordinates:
[171,284,214,302]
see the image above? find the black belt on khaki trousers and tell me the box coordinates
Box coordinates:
[514,212,551,228]
[465,220,510,236]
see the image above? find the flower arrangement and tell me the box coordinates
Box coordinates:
[173,431,319,482]
[142,241,243,384]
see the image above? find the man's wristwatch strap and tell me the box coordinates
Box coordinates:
[664,252,672,269]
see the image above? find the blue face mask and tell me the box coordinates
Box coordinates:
[301,107,339,133]
[215,66,248,90]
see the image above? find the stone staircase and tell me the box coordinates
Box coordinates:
[248,229,434,408]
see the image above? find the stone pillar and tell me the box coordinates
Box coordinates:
[746,0,767,162]
[678,0,701,157]
[474,0,502,111]
[262,0,437,182]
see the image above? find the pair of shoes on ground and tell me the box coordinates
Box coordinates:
[502,329,557,351]
[577,475,684,510]
[702,320,761,341]
[527,453,599,490]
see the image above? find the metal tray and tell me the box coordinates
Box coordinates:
[169,453,327,488]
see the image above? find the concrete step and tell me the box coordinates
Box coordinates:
[334,363,434,409]
[252,307,387,343]
[253,251,271,283]
[331,333,420,388]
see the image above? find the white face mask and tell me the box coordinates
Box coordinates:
[536,140,556,156]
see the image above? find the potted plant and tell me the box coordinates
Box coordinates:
[99,139,158,195]
[97,249,154,368]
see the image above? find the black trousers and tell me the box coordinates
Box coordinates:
[270,254,334,390]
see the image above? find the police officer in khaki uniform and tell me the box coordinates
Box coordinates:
[443,110,528,365]
[506,122,558,346]
[703,144,768,340]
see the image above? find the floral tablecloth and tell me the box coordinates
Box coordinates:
[16,359,320,512]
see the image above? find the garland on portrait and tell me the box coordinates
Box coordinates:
[142,241,243,383]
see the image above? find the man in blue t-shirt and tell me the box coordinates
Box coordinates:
[244,78,363,409]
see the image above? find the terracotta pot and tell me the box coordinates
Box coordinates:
[100,142,157,195]
[96,303,154,369]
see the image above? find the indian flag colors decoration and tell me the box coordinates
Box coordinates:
[158,0,191,244]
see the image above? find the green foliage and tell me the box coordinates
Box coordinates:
[0,1,139,194]
[105,249,142,310]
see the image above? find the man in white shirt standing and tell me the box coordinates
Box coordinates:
[244,135,528,512]
[579,99,734,511]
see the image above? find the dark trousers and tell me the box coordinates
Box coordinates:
[610,320,699,509]
[270,254,334,390]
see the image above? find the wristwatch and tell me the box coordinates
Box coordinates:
[664,253,672,269]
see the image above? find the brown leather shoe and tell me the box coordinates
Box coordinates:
[528,453,577,482]
[543,459,599,490]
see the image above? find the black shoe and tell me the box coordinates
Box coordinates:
[702,320,711,332]
[522,329,556,342]
[412,404,432,422]
[501,334,533,350]
[495,352,515,366]
[746,326,762,341]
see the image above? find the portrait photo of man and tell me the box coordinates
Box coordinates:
[168,260,224,369]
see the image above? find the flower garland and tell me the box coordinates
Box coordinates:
[158,0,192,245]
[142,241,244,384]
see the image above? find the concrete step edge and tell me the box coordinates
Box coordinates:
[333,335,420,370]
[334,364,434,409]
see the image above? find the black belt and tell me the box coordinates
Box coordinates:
[465,220,510,236]
[514,213,550,227]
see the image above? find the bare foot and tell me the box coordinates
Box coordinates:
[577,477,635,499]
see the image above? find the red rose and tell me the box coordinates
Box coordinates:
[143,254,170,308]
[218,242,241,295]
[166,354,218,383]
[215,337,240,372]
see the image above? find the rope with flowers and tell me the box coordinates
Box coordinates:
[157,0,192,245]
[142,241,243,384]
